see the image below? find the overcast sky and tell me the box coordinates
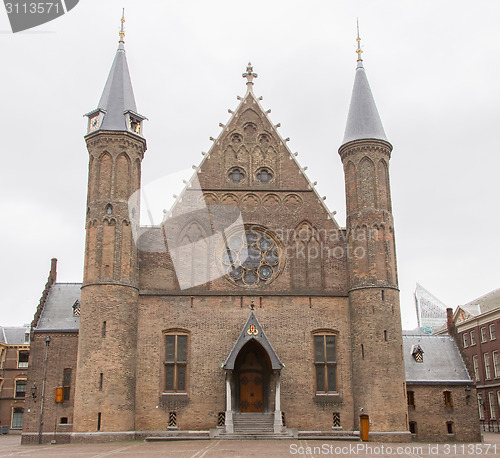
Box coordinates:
[1,1,499,328]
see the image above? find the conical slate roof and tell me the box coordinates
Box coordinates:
[97,41,138,132]
[342,60,388,146]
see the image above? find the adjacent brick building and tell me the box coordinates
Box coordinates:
[437,289,500,430]
[21,21,480,444]
[0,326,30,433]
[403,334,480,442]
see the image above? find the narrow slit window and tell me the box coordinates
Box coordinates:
[63,368,72,402]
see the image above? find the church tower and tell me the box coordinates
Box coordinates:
[339,32,409,437]
[73,14,146,432]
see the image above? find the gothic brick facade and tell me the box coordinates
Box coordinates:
[21,28,480,444]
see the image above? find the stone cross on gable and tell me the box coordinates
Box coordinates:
[242,62,258,87]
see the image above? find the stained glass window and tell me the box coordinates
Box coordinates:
[221,227,283,288]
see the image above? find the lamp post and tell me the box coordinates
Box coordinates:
[38,336,50,444]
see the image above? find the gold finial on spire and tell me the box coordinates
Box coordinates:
[242,62,258,89]
[119,8,125,44]
[356,18,363,62]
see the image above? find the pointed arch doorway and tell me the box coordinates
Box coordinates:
[235,340,271,413]
[222,308,284,434]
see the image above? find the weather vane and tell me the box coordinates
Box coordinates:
[119,9,125,44]
[356,18,363,62]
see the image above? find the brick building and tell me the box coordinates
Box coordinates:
[0,326,30,433]
[437,289,500,429]
[21,22,480,444]
[403,334,479,442]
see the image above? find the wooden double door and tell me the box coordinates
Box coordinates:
[239,370,263,412]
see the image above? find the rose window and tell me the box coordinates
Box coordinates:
[220,227,283,288]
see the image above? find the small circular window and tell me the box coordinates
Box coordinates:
[219,225,284,288]
[228,167,245,184]
[256,168,273,184]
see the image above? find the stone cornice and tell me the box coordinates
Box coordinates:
[338,138,392,161]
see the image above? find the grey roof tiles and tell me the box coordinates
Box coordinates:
[0,326,29,344]
[35,283,81,332]
[403,334,471,384]
[97,43,138,132]
[342,61,388,146]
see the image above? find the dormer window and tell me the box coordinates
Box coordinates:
[124,110,147,136]
[411,345,424,363]
[129,117,141,134]
[73,300,80,317]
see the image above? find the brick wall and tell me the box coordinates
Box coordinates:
[21,333,78,444]
[407,384,481,442]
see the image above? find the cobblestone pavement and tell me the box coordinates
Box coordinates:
[1,434,500,457]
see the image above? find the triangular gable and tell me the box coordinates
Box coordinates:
[454,306,475,324]
[224,309,282,370]
[165,78,338,228]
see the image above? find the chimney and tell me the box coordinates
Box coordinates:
[446,307,456,337]
[50,258,58,283]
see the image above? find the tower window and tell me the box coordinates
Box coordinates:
[97,412,102,431]
[102,321,106,337]
[99,373,103,391]
[446,421,454,434]
[407,390,415,407]
[314,333,337,393]
[443,391,453,407]
[106,204,113,215]
[409,421,417,434]
[63,368,72,402]
[164,334,188,392]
